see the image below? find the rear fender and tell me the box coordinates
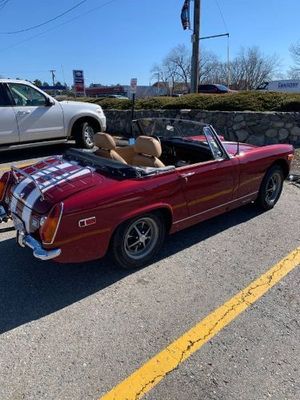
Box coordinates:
[110,203,174,235]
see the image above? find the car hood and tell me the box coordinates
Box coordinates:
[10,157,109,215]
[59,100,102,111]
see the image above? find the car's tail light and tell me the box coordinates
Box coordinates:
[40,202,64,244]
[0,172,10,202]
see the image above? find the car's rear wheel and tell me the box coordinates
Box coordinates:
[111,213,166,269]
[75,121,96,149]
[256,165,284,210]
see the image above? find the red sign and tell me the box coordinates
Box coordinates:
[73,70,85,95]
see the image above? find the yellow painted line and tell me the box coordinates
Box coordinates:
[0,162,32,173]
[100,247,300,400]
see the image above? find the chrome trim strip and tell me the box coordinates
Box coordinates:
[173,192,258,225]
[209,125,231,160]
[0,139,68,153]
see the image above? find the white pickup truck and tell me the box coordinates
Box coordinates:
[0,79,106,150]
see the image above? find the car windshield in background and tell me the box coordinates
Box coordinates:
[133,118,209,141]
[216,84,229,91]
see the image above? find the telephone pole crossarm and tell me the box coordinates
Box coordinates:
[199,32,229,41]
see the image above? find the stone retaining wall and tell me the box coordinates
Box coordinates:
[105,109,300,146]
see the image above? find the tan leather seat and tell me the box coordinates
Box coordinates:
[132,136,165,168]
[94,133,127,164]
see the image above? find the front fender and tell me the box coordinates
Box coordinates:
[66,112,104,137]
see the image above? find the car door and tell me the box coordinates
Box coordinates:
[177,128,239,226]
[0,83,20,144]
[6,82,65,142]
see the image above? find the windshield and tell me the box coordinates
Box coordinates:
[132,118,226,160]
[216,84,228,91]
[133,118,210,140]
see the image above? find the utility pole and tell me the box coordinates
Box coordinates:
[190,0,200,93]
[50,69,56,86]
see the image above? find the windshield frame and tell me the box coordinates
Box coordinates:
[133,118,230,161]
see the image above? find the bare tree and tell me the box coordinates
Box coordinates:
[229,47,279,90]
[151,45,279,92]
[289,41,300,77]
[163,44,191,88]
[287,67,300,79]
[150,63,172,94]
[151,44,223,93]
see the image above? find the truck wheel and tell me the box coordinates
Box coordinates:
[75,121,96,149]
[111,213,166,269]
[256,165,284,210]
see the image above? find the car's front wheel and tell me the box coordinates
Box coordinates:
[75,120,97,149]
[256,165,284,210]
[111,213,166,269]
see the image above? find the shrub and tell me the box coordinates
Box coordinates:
[275,99,300,112]
[63,92,300,112]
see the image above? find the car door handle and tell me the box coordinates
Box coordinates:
[16,110,31,116]
[180,172,195,182]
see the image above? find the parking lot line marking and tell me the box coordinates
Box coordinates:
[100,247,300,400]
[0,163,31,173]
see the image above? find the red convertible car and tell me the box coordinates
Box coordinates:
[0,118,294,269]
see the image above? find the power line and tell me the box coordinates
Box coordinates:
[0,0,89,34]
[214,0,228,32]
[0,0,118,53]
[0,0,10,11]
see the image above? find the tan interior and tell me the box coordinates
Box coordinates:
[114,145,135,164]
[132,136,165,168]
[94,133,127,164]
[94,133,165,168]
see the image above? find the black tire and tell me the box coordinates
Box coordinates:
[74,121,96,149]
[256,165,284,211]
[111,212,166,269]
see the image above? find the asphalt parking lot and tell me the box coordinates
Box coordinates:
[0,145,299,400]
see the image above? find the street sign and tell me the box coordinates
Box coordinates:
[130,78,138,94]
[73,70,85,95]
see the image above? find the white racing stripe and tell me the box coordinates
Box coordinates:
[13,161,92,233]
[31,162,72,180]
[10,178,32,213]
[41,168,91,192]
[22,188,40,232]
[10,196,18,214]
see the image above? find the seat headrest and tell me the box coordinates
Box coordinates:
[134,136,162,158]
[94,133,116,150]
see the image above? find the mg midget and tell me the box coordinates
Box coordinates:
[0,118,294,269]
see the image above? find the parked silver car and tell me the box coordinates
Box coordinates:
[0,79,106,150]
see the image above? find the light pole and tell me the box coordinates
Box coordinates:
[50,69,56,86]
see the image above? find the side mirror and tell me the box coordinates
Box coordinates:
[45,97,55,106]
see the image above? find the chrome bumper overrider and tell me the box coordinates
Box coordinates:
[17,231,61,261]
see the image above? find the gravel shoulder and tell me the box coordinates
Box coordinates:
[291,147,300,174]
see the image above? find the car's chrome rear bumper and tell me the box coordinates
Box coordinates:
[17,231,61,261]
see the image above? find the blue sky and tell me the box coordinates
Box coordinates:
[0,0,299,86]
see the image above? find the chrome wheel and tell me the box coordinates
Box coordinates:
[265,172,281,205]
[124,217,159,260]
[83,125,95,147]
